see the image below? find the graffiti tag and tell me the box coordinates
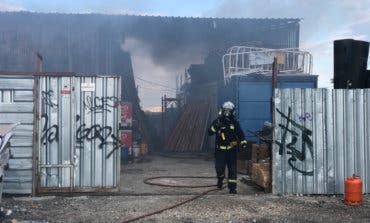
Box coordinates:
[275,107,314,176]
[296,112,313,122]
[42,90,58,108]
[41,114,59,145]
[83,96,119,113]
[76,115,119,158]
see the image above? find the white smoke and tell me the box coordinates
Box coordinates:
[121,37,204,107]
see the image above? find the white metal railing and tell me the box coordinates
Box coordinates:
[222,46,313,82]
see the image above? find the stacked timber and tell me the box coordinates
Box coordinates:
[165,101,210,152]
[251,143,270,162]
[251,144,258,162]
[258,144,270,160]
[251,162,271,189]
[249,143,272,189]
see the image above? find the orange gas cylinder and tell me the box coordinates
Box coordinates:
[344,175,362,206]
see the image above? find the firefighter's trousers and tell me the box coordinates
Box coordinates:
[215,148,237,190]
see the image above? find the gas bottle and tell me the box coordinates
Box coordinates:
[344,175,362,206]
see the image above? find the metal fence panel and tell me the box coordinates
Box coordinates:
[273,88,370,194]
[0,75,34,194]
[0,74,120,194]
[38,75,120,192]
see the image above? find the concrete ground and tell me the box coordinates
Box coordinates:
[119,154,262,195]
[1,155,370,223]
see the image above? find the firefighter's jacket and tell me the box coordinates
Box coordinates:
[208,116,247,150]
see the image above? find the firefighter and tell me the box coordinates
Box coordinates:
[208,101,247,194]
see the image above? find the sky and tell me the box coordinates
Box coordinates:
[1,0,370,108]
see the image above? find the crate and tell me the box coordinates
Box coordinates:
[251,143,271,162]
[258,144,270,160]
[251,162,271,189]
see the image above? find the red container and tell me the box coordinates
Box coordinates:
[344,175,362,206]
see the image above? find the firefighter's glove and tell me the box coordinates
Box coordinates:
[214,120,221,129]
[240,140,248,149]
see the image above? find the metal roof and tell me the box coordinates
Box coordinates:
[0,11,301,22]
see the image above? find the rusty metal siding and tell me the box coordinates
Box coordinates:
[273,89,370,194]
[38,75,120,192]
[0,75,34,194]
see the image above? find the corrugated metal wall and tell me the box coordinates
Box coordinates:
[0,74,121,194]
[38,75,121,192]
[0,75,34,194]
[273,88,370,194]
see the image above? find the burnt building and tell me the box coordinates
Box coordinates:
[0,12,301,151]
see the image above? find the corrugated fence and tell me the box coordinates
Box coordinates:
[273,88,370,194]
[37,75,121,193]
[0,75,34,194]
[0,74,121,194]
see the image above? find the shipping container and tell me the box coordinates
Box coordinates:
[223,74,318,143]
[0,73,121,194]
[273,88,370,194]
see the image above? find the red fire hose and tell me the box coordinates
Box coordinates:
[121,176,223,223]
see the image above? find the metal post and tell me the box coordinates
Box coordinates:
[35,52,43,72]
[271,57,278,115]
[270,56,278,193]
[161,96,164,147]
[163,95,167,145]
[272,57,278,90]
[39,60,43,72]
[32,75,40,196]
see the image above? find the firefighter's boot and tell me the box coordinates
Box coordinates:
[217,178,223,190]
[229,189,237,194]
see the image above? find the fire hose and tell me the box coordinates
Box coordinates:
[121,176,224,223]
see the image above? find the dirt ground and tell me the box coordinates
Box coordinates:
[1,155,370,223]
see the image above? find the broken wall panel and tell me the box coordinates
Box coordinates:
[0,75,34,194]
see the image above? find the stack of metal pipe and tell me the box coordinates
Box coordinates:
[165,101,210,152]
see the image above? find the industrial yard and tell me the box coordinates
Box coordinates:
[1,155,370,223]
[3,192,370,223]
[0,1,370,223]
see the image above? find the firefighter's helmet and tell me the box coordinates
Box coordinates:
[222,101,235,117]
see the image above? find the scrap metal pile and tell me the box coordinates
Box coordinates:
[0,123,17,205]
[0,123,17,178]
